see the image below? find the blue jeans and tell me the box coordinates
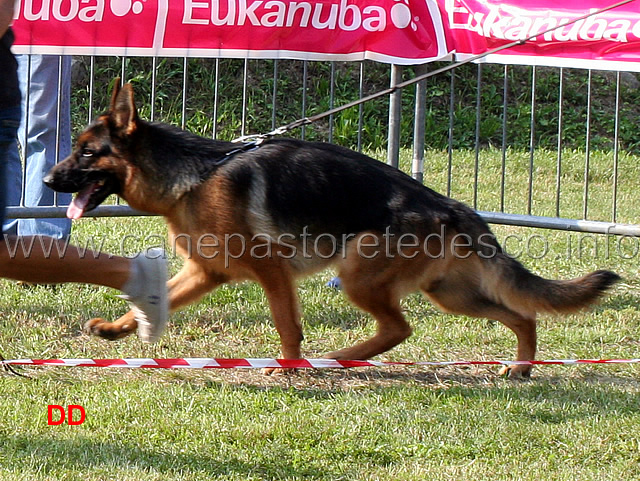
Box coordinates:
[0,106,22,229]
[3,55,72,238]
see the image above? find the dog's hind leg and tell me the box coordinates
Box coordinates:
[321,237,416,361]
[326,290,412,360]
[85,259,227,341]
[324,272,413,361]
[423,282,537,379]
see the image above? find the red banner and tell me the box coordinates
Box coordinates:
[11,0,450,64]
[10,0,640,69]
[444,0,640,71]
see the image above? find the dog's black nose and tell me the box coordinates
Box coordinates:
[42,173,55,188]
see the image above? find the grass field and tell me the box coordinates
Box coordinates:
[1,148,639,481]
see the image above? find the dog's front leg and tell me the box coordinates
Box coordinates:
[252,264,302,374]
[85,259,227,341]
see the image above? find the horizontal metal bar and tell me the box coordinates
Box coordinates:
[4,206,155,218]
[6,207,639,237]
[479,211,640,236]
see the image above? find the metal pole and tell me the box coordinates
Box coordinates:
[500,65,508,213]
[181,57,188,130]
[583,69,592,220]
[412,64,428,183]
[447,69,455,197]
[387,64,403,167]
[473,63,482,209]
[527,66,537,215]
[612,71,621,223]
[357,62,364,152]
[555,68,564,217]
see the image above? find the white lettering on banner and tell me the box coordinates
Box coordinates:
[183,0,208,24]
[445,0,640,43]
[287,2,311,28]
[181,0,413,31]
[23,0,51,21]
[79,0,105,21]
[53,0,79,21]
[212,0,235,25]
[15,0,143,22]
[238,0,263,26]
[261,1,285,27]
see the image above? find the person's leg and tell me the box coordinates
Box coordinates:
[1,85,22,235]
[0,236,130,288]
[0,105,21,234]
[16,54,72,238]
[0,236,169,341]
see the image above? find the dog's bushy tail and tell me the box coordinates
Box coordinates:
[489,254,620,315]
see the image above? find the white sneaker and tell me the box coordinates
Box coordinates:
[120,248,169,343]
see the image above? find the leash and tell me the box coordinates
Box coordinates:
[234,0,635,144]
[215,140,263,164]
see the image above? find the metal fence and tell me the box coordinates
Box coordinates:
[8,55,640,236]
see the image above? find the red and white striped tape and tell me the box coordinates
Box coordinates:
[1,357,640,369]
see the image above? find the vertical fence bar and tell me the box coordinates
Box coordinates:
[181,57,188,130]
[88,56,95,122]
[555,68,564,218]
[357,61,364,152]
[387,64,403,168]
[412,64,428,183]
[120,57,126,82]
[500,65,508,213]
[301,60,308,140]
[329,62,335,143]
[241,59,249,136]
[447,69,455,197]
[583,69,592,220]
[527,66,537,216]
[473,63,482,209]
[213,58,220,139]
[271,60,278,131]
[612,71,621,223]
[150,57,157,121]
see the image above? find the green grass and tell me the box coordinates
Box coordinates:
[1,148,640,480]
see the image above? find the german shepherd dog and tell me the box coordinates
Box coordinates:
[44,82,619,378]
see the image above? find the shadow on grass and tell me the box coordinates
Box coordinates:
[4,434,330,479]
[184,365,640,421]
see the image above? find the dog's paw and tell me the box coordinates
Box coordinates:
[498,364,532,380]
[262,367,297,376]
[84,318,138,340]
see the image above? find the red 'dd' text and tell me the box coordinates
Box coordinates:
[47,405,86,425]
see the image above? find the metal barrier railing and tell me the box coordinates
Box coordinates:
[9,56,640,235]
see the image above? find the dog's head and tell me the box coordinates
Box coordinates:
[44,79,140,219]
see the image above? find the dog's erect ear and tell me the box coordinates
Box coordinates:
[110,81,138,135]
[110,77,122,110]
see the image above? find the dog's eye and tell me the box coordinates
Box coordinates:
[81,149,94,158]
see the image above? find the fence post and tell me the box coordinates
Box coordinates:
[412,64,428,183]
[387,64,403,167]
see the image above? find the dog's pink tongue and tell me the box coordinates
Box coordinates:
[66,200,86,220]
[66,184,97,220]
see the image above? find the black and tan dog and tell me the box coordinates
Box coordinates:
[45,81,619,377]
